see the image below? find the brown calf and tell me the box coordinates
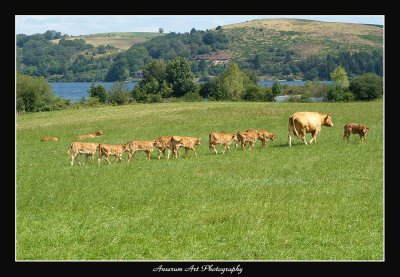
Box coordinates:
[98,143,129,164]
[155,136,173,159]
[343,123,369,142]
[75,130,104,140]
[246,129,276,147]
[126,140,158,161]
[41,137,59,142]
[236,130,262,150]
[209,132,238,154]
[170,136,201,158]
[68,142,99,166]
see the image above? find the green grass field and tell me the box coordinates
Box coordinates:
[16,101,384,260]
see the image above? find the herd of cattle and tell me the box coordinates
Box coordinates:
[40,111,370,166]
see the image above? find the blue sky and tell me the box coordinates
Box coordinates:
[16,15,384,36]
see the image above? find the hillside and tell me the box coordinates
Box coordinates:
[17,19,383,82]
[52,32,165,50]
[220,18,382,60]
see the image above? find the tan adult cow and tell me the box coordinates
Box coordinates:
[68,142,99,166]
[97,143,129,164]
[170,136,201,158]
[155,136,173,159]
[126,140,158,161]
[75,130,104,140]
[288,112,334,147]
[343,123,369,142]
[246,129,276,147]
[236,130,262,150]
[209,132,238,154]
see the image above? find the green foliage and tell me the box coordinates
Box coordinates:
[330,66,349,88]
[88,84,107,103]
[16,72,55,112]
[182,91,203,102]
[349,73,383,101]
[166,57,196,97]
[272,81,282,98]
[220,63,245,101]
[326,84,354,102]
[87,96,101,107]
[148,93,163,103]
[242,84,272,102]
[107,82,131,105]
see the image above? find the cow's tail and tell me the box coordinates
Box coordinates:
[290,115,299,138]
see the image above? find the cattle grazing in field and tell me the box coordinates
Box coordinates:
[68,142,99,166]
[288,112,334,147]
[170,136,201,158]
[41,137,59,142]
[75,130,104,140]
[126,140,158,161]
[155,136,173,159]
[209,132,238,154]
[343,123,369,142]
[97,143,129,164]
[236,130,262,150]
[246,129,276,147]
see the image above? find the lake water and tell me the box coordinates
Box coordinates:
[50,81,331,102]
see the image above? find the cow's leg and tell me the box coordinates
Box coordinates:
[249,141,255,150]
[146,150,151,160]
[288,129,293,147]
[105,155,111,165]
[241,141,246,150]
[71,152,77,166]
[166,148,171,159]
[192,147,198,158]
[300,130,308,145]
[310,131,317,144]
[211,144,218,154]
[158,148,162,160]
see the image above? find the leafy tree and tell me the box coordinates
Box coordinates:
[220,63,245,101]
[330,66,349,88]
[349,73,383,100]
[159,28,164,33]
[272,81,282,98]
[88,84,107,103]
[326,85,354,102]
[107,82,131,105]
[16,72,55,112]
[165,57,196,97]
[105,59,130,81]
[253,54,261,69]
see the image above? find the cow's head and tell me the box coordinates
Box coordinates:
[360,125,369,136]
[232,133,238,142]
[122,143,130,152]
[96,130,104,136]
[323,114,334,127]
[268,132,276,141]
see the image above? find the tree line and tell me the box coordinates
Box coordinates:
[17,30,383,82]
[17,56,383,114]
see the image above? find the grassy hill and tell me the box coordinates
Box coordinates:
[52,32,165,50]
[220,18,383,60]
[16,101,383,260]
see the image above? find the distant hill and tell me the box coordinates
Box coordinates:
[17,19,383,82]
[52,32,166,50]
[220,18,382,60]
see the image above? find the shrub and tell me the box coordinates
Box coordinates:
[16,73,55,112]
[107,82,131,105]
[88,84,107,103]
[87,96,101,107]
[326,85,354,102]
[349,73,383,101]
[148,94,163,103]
[182,91,203,102]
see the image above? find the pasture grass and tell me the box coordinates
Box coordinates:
[16,101,384,260]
